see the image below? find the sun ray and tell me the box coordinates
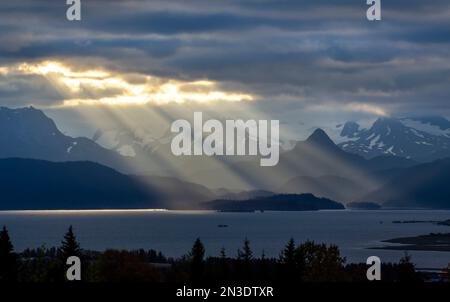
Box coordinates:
[6,60,255,107]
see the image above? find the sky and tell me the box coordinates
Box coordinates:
[0,0,450,140]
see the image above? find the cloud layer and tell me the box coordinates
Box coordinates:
[1,0,450,122]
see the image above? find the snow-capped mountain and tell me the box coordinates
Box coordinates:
[337,116,450,162]
[92,126,298,158]
[92,127,166,157]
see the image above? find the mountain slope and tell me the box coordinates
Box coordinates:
[278,175,366,203]
[137,175,216,209]
[0,106,420,197]
[359,158,450,209]
[338,116,450,162]
[0,158,215,210]
[0,107,129,172]
[0,158,159,210]
[189,128,415,192]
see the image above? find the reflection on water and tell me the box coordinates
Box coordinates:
[0,209,168,215]
[1,209,450,268]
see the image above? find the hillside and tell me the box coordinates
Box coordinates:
[0,158,215,210]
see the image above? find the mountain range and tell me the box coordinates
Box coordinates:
[1,106,450,209]
[0,106,128,172]
[358,158,450,209]
[0,158,214,210]
[91,114,450,169]
[337,116,450,162]
[187,128,416,193]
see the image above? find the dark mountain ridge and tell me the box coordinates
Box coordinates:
[0,106,129,172]
[3,106,444,210]
[360,158,450,209]
[278,175,366,203]
[0,158,215,210]
[189,128,417,193]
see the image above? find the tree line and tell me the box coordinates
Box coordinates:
[0,225,437,282]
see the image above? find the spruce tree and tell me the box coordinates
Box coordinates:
[0,226,17,281]
[238,238,253,262]
[237,238,253,280]
[398,252,418,282]
[190,238,205,281]
[59,225,81,260]
[0,226,13,255]
[279,238,298,282]
[280,238,296,265]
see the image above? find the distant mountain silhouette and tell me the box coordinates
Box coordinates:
[305,128,339,150]
[203,193,345,211]
[0,158,215,210]
[359,158,450,209]
[0,107,258,177]
[0,107,421,202]
[0,107,128,172]
[296,128,415,172]
[278,175,366,203]
[189,128,416,191]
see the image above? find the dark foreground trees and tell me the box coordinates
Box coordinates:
[0,227,429,283]
[59,225,81,260]
[190,238,205,281]
[17,226,83,282]
[0,226,17,281]
[88,250,161,282]
[296,240,346,282]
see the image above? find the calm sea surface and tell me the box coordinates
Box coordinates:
[1,210,450,268]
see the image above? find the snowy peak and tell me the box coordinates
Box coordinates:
[340,121,361,138]
[370,117,402,134]
[407,116,450,131]
[400,117,450,138]
[338,116,450,162]
[0,106,62,139]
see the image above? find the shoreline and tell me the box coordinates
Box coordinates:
[371,233,450,253]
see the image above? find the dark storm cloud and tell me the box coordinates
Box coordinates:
[0,0,449,116]
[0,74,66,107]
[0,38,182,61]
